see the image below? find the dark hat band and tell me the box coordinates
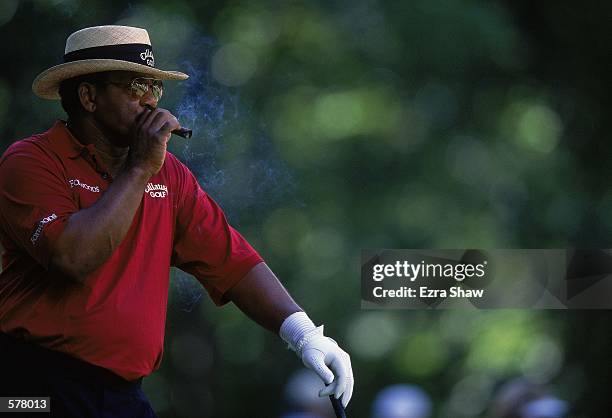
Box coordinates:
[63,43,155,68]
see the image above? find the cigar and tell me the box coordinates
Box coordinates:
[143,105,192,138]
[172,127,193,139]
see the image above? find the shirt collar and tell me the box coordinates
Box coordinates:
[47,120,97,159]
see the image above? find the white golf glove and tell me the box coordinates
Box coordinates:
[280,312,354,407]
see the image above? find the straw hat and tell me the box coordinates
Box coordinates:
[32,25,189,100]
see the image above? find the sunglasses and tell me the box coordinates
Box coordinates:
[104,77,164,101]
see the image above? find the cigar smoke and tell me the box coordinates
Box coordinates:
[170,42,299,311]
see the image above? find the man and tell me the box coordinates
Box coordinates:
[0,25,353,417]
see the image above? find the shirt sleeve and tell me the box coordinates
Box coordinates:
[171,160,263,306]
[0,143,77,269]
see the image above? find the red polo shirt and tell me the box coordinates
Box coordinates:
[0,121,263,380]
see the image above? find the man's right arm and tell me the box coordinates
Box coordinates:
[50,166,151,281]
[50,107,180,282]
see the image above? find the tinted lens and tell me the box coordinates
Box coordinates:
[131,78,163,101]
[130,79,147,98]
[151,80,163,100]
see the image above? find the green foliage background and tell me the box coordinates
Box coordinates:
[0,1,610,417]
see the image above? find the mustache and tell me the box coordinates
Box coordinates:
[143,104,193,139]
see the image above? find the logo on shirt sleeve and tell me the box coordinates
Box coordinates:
[30,213,58,245]
[145,183,168,198]
[69,178,100,193]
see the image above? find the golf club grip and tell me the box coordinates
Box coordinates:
[329,395,347,418]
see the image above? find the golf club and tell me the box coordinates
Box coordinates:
[330,395,347,418]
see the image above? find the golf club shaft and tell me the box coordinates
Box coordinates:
[330,395,347,418]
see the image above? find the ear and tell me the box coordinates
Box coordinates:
[77,82,98,113]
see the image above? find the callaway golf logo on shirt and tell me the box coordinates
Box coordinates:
[145,183,168,198]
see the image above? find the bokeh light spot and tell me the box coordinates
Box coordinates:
[393,331,448,377]
[347,313,399,359]
[212,42,258,86]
